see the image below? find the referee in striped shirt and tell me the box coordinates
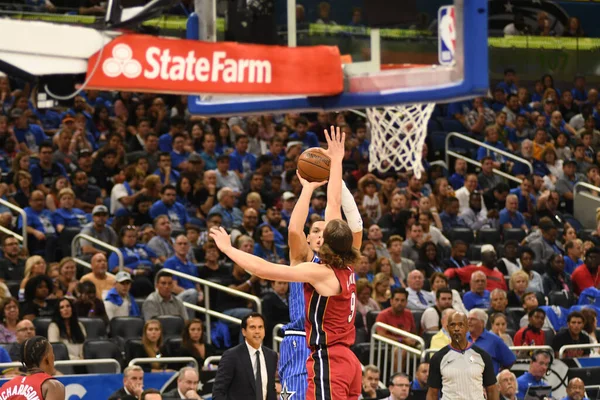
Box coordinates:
[427,311,498,400]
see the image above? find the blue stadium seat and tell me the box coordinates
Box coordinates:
[441,119,467,133]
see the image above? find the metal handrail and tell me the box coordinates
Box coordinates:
[559,343,600,358]
[370,322,424,383]
[0,358,121,373]
[204,356,222,368]
[129,356,199,371]
[421,348,439,361]
[445,132,532,184]
[509,345,554,358]
[162,268,262,345]
[273,323,285,350]
[71,233,124,270]
[574,181,600,197]
[0,198,26,249]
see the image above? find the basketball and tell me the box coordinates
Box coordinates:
[297,148,331,182]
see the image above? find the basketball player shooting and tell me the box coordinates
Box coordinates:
[210,127,363,399]
[279,126,363,399]
[0,336,65,400]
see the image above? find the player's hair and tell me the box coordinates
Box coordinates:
[21,336,50,370]
[318,219,360,269]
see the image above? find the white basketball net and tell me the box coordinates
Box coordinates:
[366,103,435,179]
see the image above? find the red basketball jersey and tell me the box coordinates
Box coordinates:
[0,372,53,400]
[304,265,356,347]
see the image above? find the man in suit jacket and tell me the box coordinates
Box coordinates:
[213,312,278,400]
[108,365,144,400]
[162,367,201,399]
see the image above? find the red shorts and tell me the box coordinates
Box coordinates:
[306,344,362,400]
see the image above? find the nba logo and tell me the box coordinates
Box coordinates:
[438,5,456,66]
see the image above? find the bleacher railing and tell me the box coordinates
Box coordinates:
[559,343,600,358]
[273,323,285,351]
[71,233,124,271]
[509,345,554,358]
[370,322,424,385]
[0,198,27,249]
[204,356,221,369]
[129,356,199,371]
[573,181,600,229]
[0,358,121,373]
[161,268,262,345]
[445,132,532,184]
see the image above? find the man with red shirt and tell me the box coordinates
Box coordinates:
[571,247,600,295]
[376,288,416,343]
[444,245,507,291]
[513,308,546,347]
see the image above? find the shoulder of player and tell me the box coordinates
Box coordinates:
[42,378,65,396]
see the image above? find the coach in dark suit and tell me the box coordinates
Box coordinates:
[213,312,277,400]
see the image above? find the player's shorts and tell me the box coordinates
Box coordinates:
[279,332,311,399]
[306,344,362,400]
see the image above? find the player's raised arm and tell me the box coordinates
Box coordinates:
[210,227,332,287]
[341,180,363,249]
[323,126,344,223]
[289,172,326,265]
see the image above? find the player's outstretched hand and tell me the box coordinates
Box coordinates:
[296,170,328,190]
[209,227,232,253]
[323,125,345,162]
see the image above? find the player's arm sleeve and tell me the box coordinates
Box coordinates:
[427,352,443,389]
[212,350,235,400]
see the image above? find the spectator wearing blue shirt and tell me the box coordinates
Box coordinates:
[158,115,185,152]
[109,226,157,297]
[289,117,319,151]
[463,271,491,311]
[18,190,57,258]
[499,195,529,233]
[61,95,98,139]
[572,74,587,107]
[170,132,190,170]
[509,176,537,215]
[199,132,218,171]
[30,142,67,194]
[266,136,285,176]
[229,135,257,177]
[153,152,180,186]
[253,225,287,263]
[516,350,553,399]
[163,234,202,319]
[496,68,518,95]
[10,108,48,155]
[52,188,91,233]
[467,308,516,374]
[476,127,509,163]
[449,159,467,190]
[439,197,467,232]
[563,240,583,275]
[149,185,189,231]
[208,187,243,229]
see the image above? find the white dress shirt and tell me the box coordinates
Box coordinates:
[246,340,267,400]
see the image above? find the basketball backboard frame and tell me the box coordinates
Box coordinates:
[187,0,488,116]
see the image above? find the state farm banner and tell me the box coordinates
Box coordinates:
[85,35,344,95]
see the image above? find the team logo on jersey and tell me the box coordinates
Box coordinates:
[438,5,456,66]
[280,382,295,400]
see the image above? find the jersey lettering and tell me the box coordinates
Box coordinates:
[348,292,356,323]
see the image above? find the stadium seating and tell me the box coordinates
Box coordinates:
[83,340,123,373]
[33,318,52,337]
[110,317,144,341]
[155,315,185,341]
[79,317,108,339]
